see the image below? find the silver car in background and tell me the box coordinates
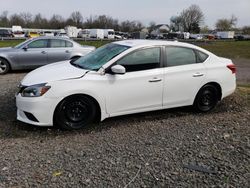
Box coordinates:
[0,37,95,74]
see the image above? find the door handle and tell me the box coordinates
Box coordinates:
[41,51,46,54]
[193,73,204,77]
[149,78,162,82]
[65,50,70,53]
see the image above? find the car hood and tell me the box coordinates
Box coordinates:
[21,60,89,86]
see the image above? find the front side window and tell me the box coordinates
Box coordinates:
[165,46,196,67]
[116,47,161,72]
[28,40,48,48]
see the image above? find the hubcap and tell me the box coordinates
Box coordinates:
[0,61,7,73]
[64,101,89,122]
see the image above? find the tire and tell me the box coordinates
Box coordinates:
[0,58,10,74]
[193,84,219,112]
[54,95,97,130]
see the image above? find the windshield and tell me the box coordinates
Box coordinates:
[72,43,130,70]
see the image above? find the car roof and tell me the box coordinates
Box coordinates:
[114,39,198,49]
[31,36,69,40]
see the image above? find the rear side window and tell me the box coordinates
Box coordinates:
[165,46,196,67]
[50,39,66,48]
[66,41,73,47]
[116,47,161,72]
[28,40,48,48]
[50,39,73,48]
[196,50,209,62]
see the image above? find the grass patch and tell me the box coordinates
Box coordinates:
[237,85,250,106]
[198,41,250,59]
[76,40,111,48]
[0,40,25,48]
[0,40,250,59]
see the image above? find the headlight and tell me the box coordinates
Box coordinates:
[21,83,51,97]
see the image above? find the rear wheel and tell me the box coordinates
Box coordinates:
[0,58,10,74]
[54,95,97,130]
[194,84,219,112]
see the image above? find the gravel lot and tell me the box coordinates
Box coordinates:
[0,59,249,187]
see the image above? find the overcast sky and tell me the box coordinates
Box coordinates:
[1,0,250,28]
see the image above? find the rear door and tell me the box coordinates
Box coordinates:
[163,46,207,108]
[47,39,73,63]
[17,39,49,68]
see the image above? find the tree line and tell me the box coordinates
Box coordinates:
[0,5,250,34]
[0,11,144,32]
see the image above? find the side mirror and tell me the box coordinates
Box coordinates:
[23,46,28,51]
[111,65,126,74]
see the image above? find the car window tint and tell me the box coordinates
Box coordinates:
[196,50,209,62]
[116,47,160,72]
[166,47,196,67]
[28,40,48,48]
[66,41,73,47]
[50,39,66,48]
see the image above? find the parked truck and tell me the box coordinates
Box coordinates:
[216,31,235,39]
[104,29,115,39]
[12,25,25,38]
[65,26,80,38]
[89,29,104,39]
[78,29,90,38]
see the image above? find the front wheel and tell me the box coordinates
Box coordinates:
[193,85,219,112]
[0,58,10,74]
[54,95,97,130]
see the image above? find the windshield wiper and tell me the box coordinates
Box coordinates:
[70,61,84,69]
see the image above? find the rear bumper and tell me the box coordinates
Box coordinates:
[16,94,61,126]
[222,76,236,99]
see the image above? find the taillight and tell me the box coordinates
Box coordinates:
[227,64,236,74]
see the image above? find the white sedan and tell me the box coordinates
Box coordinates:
[16,40,236,130]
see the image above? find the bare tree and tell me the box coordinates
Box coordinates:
[148,21,156,32]
[0,11,10,27]
[69,11,83,27]
[49,14,65,29]
[215,15,238,31]
[179,4,204,33]
[242,26,250,34]
[20,12,33,27]
[9,13,25,26]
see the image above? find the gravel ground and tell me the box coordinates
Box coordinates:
[0,59,249,187]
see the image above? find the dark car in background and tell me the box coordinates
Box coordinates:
[0,36,95,74]
[0,29,13,38]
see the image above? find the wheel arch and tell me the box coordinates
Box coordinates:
[0,56,12,70]
[53,93,102,125]
[194,82,222,104]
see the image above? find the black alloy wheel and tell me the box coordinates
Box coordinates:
[194,84,219,112]
[54,95,97,130]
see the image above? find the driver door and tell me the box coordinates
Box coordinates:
[17,39,48,69]
[104,47,164,116]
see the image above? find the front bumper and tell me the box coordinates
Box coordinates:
[16,94,61,126]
